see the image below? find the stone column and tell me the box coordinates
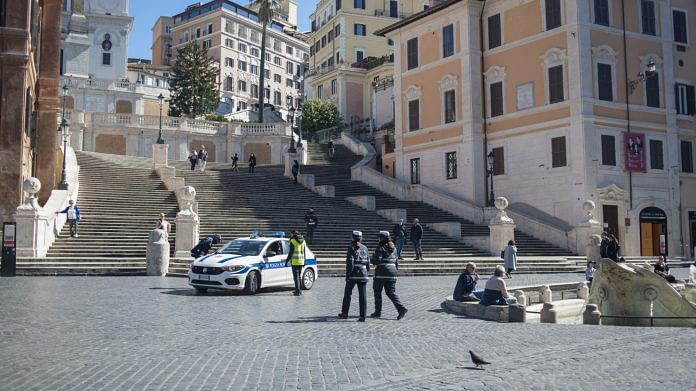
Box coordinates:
[174,186,199,259]
[488,197,515,256]
[284,152,297,178]
[573,200,603,255]
[152,143,169,170]
[14,178,50,258]
[146,229,170,276]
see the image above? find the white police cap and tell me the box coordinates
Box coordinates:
[352,230,362,238]
[378,230,390,237]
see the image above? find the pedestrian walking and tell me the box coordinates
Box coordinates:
[198,145,208,171]
[338,230,370,321]
[327,139,336,158]
[188,149,198,171]
[599,231,610,258]
[231,153,239,172]
[248,153,257,173]
[410,218,424,260]
[503,240,517,278]
[606,234,620,262]
[56,199,81,238]
[304,207,318,244]
[392,218,407,260]
[156,213,171,238]
[285,230,306,296]
[370,231,408,320]
[292,159,300,184]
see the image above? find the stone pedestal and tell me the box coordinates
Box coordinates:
[572,200,603,255]
[152,143,169,170]
[284,152,297,178]
[313,185,335,198]
[539,285,552,303]
[299,174,315,188]
[513,290,527,306]
[377,209,407,223]
[174,186,199,258]
[346,196,375,211]
[577,282,589,300]
[14,178,49,258]
[146,229,170,276]
[297,145,308,165]
[583,304,601,325]
[488,197,515,256]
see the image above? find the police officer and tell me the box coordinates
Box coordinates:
[285,230,306,296]
[370,231,408,320]
[338,230,370,321]
[190,234,222,258]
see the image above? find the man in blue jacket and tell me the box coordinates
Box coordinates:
[191,234,222,258]
[56,199,81,238]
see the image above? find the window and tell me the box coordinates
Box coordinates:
[641,0,657,35]
[601,135,616,166]
[488,14,502,49]
[286,95,293,107]
[545,0,562,30]
[225,76,234,91]
[597,63,613,101]
[286,78,293,87]
[336,0,342,11]
[196,28,201,38]
[354,24,366,36]
[682,141,694,173]
[492,147,505,175]
[321,35,326,47]
[239,61,247,71]
[225,38,234,48]
[238,80,247,92]
[315,41,320,53]
[251,47,260,57]
[331,79,337,95]
[356,49,364,61]
[102,53,111,65]
[673,10,688,44]
[407,38,418,70]
[286,62,294,74]
[264,69,270,79]
[238,42,247,53]
[675,84,696,115]
[328,31,334,42]
[446,152,457,180]
[335,24,341,37]
[548,65,564,104]
[317,85,324,99]
[594,0,610,26]
[251,84,259,98]
[444,90,456,123]
[286,45,294,55]
[207,24,213,34]
[274,91,281,105]
[274,74,282,83]
[202,39,212,49]
[490,82,503,117]
[408,99,420,131]
[264,88,270,99]
[650,139,664,170]
[265,53,271,61]
[388,39,394,46]
[239,101,248,110]
[551,136,567,168]
[442,24,454,58]
[274,56,282,66]
[250,65,259,75]
[410,158,420,184]
[354,0,365,10]
[646,72,660,108]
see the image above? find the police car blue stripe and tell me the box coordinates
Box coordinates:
[198,254,216,262]
[217,255,244,264]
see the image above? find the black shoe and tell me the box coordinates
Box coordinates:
[337,313,348,319]
[398,257,404,260]
[397,309,408,320]
[357,317,365,322]
[370,313,380,318]
[293,291,301,296]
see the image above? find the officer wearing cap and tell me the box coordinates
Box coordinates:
[370,231,408,320]
[338,230,370,321]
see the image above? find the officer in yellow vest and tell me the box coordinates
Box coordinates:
[285,230,306,296]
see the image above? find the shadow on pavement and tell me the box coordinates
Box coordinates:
[266,315,344,324]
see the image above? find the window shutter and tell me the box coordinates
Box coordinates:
[687,85,696,115]
[488,14,501,49]
[409,100,420,131]
[597,63,613,101]
[552,136,567,168]
[490,82,503,117]
[548,65,564,103]
[646,72,660,108]
[649,140,664,170]
[492,147,505,175]
[601,135,616,166]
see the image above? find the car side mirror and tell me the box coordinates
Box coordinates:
[265,251,277,257]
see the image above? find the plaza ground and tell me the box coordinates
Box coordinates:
[0,271,694,390]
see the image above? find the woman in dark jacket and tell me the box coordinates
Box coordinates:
[370,231,408,320]
[338,231,370,321]
[606,235,620,262]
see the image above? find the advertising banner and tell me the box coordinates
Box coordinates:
[624,132,646,172]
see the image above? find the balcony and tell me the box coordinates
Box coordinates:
[350,54,394,70]
[374,9,413,18]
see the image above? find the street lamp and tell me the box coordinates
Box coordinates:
[629,57,657,94]
[287,105,297,153]
[58,85,71,190]
[156,93,165,144]
[296,98,303,147]
[487,151,495,207]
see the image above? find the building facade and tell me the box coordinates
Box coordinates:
[151,16,174,66]
[0,0,62,222]
[380,0,696,258]
[305,0,429,124]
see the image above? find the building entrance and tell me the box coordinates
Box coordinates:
[640,207,667,256]
[689,211,696,258]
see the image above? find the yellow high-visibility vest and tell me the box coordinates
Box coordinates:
[289,238,305,266]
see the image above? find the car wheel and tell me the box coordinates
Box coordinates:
[244,271,259,295]
[195,287,207,294]
[301,268,315,290]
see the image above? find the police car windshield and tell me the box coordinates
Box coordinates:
[217,240,264,256]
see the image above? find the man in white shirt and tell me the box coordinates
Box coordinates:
[56,199,81,238]
[157,213,171,238]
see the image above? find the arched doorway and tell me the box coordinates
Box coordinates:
[116,100,133,114]
[640,207,667,256]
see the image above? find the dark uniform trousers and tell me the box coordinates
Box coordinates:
[292,266,303,293]
[341,280,367,318]
[373,279,406,315]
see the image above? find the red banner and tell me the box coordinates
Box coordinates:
[624,132,646,172]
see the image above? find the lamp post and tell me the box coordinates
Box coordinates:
[487,151,495,207]
[156,93,165,144]
[297,98,303,147]
[629,57,657,94]
[58,85,71,190]
[287,105,297,153]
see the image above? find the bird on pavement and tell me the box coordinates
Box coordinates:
[469,350,490,369]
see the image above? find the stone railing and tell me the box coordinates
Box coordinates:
[239,122,290,136]
[62,76,136,92]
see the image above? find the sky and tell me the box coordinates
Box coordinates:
[128,0,313,60]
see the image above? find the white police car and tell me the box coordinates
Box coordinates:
[188,231,318,295]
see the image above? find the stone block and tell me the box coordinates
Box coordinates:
[345,196,376,211]
[540,299,586,323]
[540,303,557,323]
[539,285,552,303]
[427,222,461,240]
[151,143,169,170]
[577,282,589,300]
[376,209,407,223]
[442,297,524,323]
[284,152,297,178]
[583,304,601,325]
[146,229,170,276]
[514,290,527,306]
[313,185,335,198]
[299,174,315,188]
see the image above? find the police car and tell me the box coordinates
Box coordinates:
[188,231,318,295]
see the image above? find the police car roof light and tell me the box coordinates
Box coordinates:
[250,231,285,238]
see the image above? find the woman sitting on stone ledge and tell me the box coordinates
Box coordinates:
[480,266,517,306]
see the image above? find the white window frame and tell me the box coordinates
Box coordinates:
[672,8,689,45]
[541,0,565,32]
[675,82,692,115]
[317,85,324,99]
[331,79,337,95]
[484,65,506,117]
[540,48,568,105]
[441,23,455,58]
[592,45,618,102]
[638,0,660,36]
[439,74,458,124]
[202,39,212,49]
[641,54,663,108]
[406,85,423,132]
[591,0,613,27]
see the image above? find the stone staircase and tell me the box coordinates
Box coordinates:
[17,152,179,275]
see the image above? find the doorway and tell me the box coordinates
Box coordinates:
[689,211,696,258]
[639,207,667,256]
[602,205,619,236]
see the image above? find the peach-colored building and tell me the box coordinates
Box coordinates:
[151,17,174,66]
[379,0,696,258]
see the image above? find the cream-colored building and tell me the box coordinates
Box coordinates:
[305,0,429,123]
[151,16,174,66]
[379,0,696,258]
[159,0,309,121]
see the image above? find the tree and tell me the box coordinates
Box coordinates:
[250,0,280,123]
[300,99,343,135]
[169,41,219,118]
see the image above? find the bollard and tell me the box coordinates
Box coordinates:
[146,229,170,276]
[514,290,527,306]
[577,282,589,300]
[540,302,557,323]
[508,304,526,323]
[539,285,552,303]
[583,304,601,325]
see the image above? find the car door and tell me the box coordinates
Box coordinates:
[261,240,286,286]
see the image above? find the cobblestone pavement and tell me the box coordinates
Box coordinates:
[0,270,694,390]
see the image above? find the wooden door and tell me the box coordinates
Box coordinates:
[602,205,619,235]
[641,222,654,256]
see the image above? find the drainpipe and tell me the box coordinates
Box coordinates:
[621,0,634,210]
[480,0,489,207]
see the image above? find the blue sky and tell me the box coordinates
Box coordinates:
[128,0,313,60]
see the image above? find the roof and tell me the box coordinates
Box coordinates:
[375,0,465,37]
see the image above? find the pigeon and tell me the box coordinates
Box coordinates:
[469,350,490,369]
